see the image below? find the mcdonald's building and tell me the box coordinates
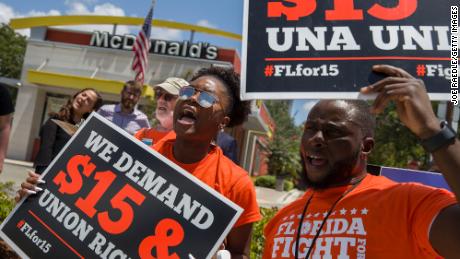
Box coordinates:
[6,15,274,176]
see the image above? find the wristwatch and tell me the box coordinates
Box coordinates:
[420,121,457,153]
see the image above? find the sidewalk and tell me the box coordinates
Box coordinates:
[255,186,304,208]
[0,159,33,189]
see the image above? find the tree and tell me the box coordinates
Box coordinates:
[265,100,299,137]
[267,135,300,178]
[369,103,429,169]
[0,24,26,79]
[265,101,302,184]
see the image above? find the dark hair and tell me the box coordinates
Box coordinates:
[50,88,103,123]
[191,66,250,127]
[342,100,376,138]
[123,80,143,93]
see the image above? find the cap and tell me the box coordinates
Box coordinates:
[155,77,189,95]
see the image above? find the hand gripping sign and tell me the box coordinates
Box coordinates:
[241,0,456,100]
[0,113,242,259]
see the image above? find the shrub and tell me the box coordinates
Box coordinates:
[0,182,15,223]
[250,207,278,258]
[0,181,20,259]
[254,175,276,188]
[283,180,294,192]
[255,175,295,191]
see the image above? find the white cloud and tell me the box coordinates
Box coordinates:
[292,100,318,126]
[93,3,125,16]
[196,19,217,29]
[303,100,318,114]
[66,2,124,16]
[0,3,61,36]
[66,2,90,14]
[0,1,133,36]
[0,1,184,40]
[28,10,62,17]
[0,3,15,24]
[63,1,130,34]
[150,27,184,41]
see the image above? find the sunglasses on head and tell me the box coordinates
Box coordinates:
[154,89,176,102]
[178,86,219,108]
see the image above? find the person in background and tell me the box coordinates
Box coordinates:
[34,88,102,174]
[134,77,188,146]
[263,65,460,258]
[216,130,239,164]
[98,80,150,135]
[0,83,14,174]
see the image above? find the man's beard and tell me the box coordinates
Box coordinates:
[122,99,134,110]
[302,148,361,189]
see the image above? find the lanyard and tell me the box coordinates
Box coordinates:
[294,176,365,259]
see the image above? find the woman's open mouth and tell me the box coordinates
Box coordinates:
[177,108,197,125]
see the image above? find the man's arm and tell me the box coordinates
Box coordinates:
[361,64,460,257]
[425,134,460,257]
[0,113,12,173]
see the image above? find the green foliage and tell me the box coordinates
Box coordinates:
[283,180,294,191]
[369,103,429,168]
[254,175,295,191]
[265,101,302,180]
[267,135,301,179]
[0,182,21,258]
[251,207,278,258]
[264,101,299,137]
[0,182,16,223]
[0,24,26,79]
[254,175,276,188]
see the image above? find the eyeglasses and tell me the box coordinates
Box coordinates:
[178,86,219,108]
[154,89,177,102]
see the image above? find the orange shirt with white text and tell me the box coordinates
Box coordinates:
[263,174,456,259]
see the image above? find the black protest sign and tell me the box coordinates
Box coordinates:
[0,113,242,259]
[241,0,456,100]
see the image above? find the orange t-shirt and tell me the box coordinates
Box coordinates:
[153,133,261,228]
[263,174,456,259]
[134,127,170,146]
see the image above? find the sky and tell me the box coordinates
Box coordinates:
[0,0,314,124]
[0,0,244,50]
[291,99,318,126]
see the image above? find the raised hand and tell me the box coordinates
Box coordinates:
[360,64,440,139]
